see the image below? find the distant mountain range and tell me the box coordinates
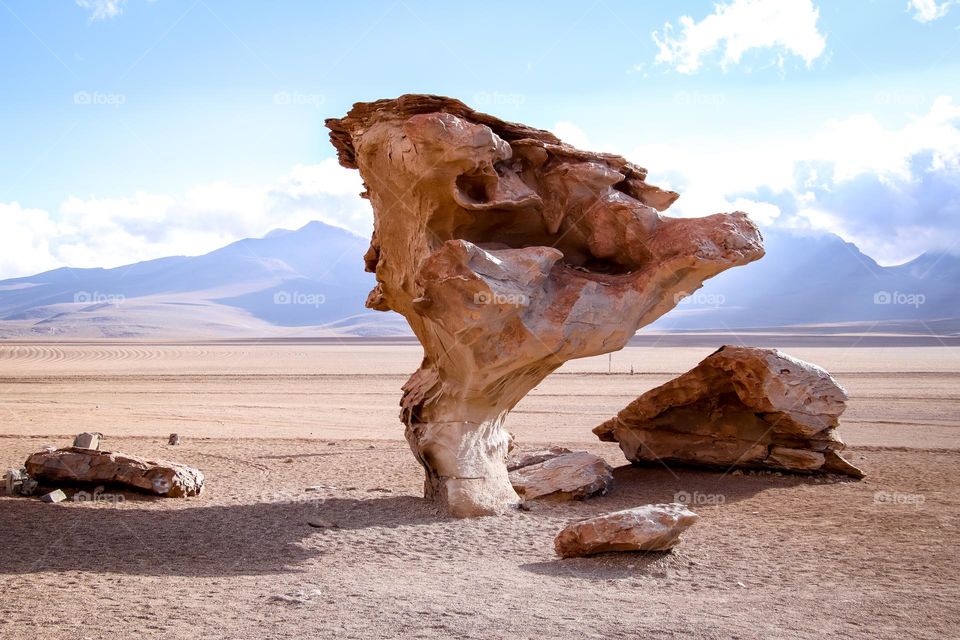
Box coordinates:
[0,221,404,339]
[0,221,956,339]
[653,228,960,331]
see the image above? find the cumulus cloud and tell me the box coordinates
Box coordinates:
[76,0,128,21]
[907,0,957,22]
[0,203,63,278]
[652,0,827,74]
[632,97,960,264]
[777,97,960,262]
[0,159,371,279]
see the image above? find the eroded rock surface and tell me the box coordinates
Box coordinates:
[25,447,204,497]
[508,451,613,501]
[554,503,698,558]
[326,94,764,517]
[506,446,573,472]
[594,346,864,477]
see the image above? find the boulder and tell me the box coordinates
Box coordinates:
[509,451,613,501]
[594,346,864,477]
[326,94,764,516]
[554,503,698,558]
[25,447,204,497]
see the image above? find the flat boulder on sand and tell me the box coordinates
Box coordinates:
[25,447,204,497]
[555,503,698,558]
[509,451,613,501]
[594,346,864,477]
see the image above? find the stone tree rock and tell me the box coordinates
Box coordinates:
[594,346,864,477]
[326,95,765,517]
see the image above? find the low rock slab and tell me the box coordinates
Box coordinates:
[25,447,204,497]
[509,451,613,501]
[554,503,698,558]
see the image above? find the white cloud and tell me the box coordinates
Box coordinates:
[0,203,62,278]
[0,159,371,279]
[805,96,960,183]
[76,0,128,21]
[631,97,960,264]
[552,121,591,149]
[907,0,957,22]
[653,0,827,74]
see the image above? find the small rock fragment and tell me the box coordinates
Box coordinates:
[4,468,24,495]
[168,433,181,446]
[72,432,102,450]
[5,468,38,496]
[268,588,323,605]
[20,477,39,496]
[554,503,698,558]
[40,489,67,503]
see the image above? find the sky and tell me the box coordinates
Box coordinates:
[1,0,959,278]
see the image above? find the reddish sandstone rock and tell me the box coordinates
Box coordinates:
[554,503,699,558]
[506,446,573,472]
[509,451,613,501]
[594,346,864,477]
[326,95,764,517]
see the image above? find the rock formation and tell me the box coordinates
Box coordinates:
[508,450,613,501]
[25,447,204,497]
[326,94,765,517]
[594,346,864,477]
[554,503,698,558]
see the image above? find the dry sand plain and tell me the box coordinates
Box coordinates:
[1,339,959,639]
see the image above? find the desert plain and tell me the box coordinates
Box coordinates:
[1,335,958,639]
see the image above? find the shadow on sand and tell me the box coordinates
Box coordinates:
[0,493,440,577]
[0,461,853,579]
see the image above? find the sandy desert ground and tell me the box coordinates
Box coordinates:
[1,339,959,639]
